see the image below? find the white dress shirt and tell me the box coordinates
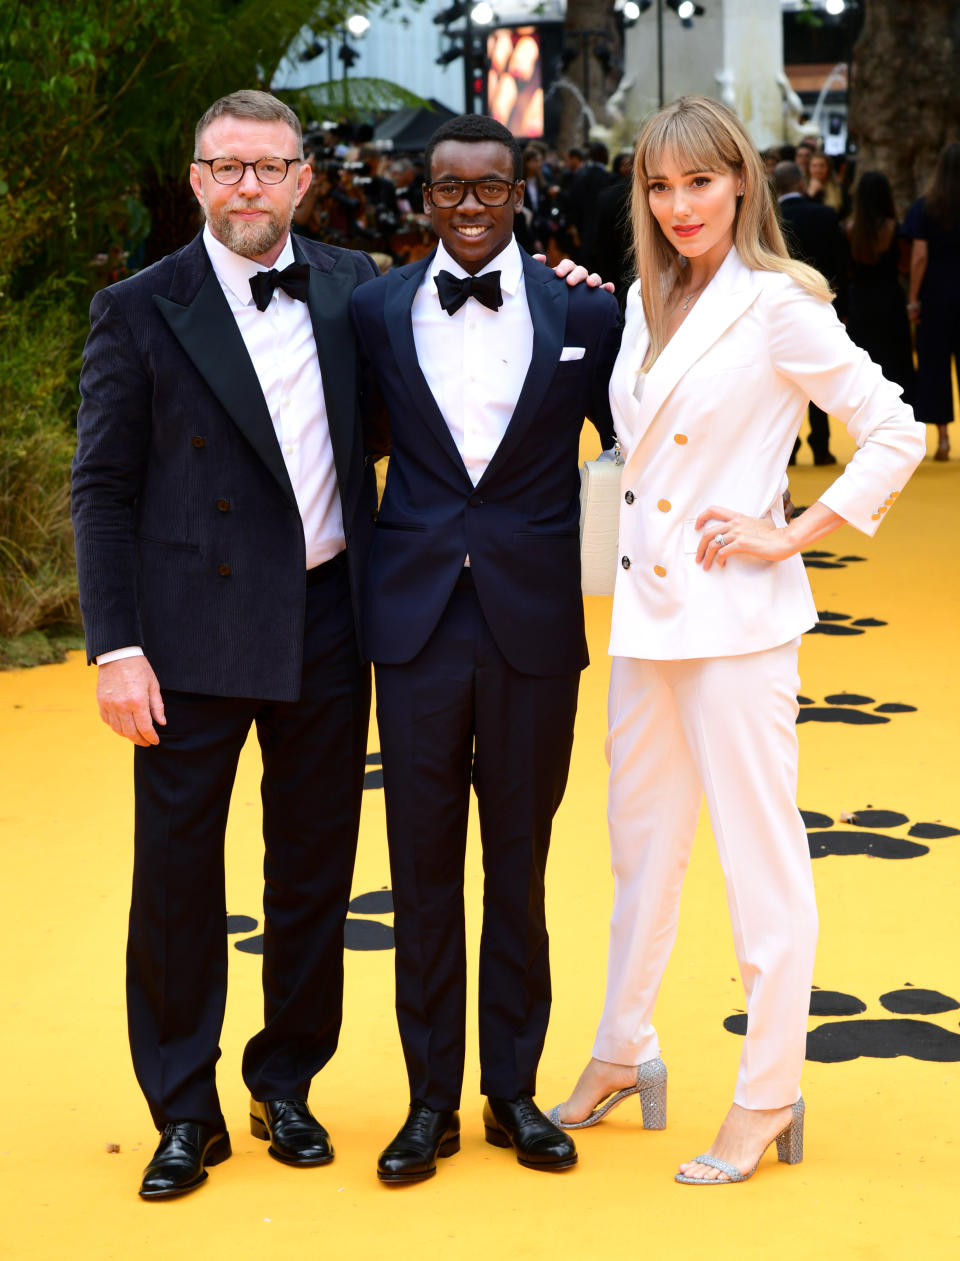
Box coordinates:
[412,237,533,490]
[97,227,342,663]
[202,225,343,569]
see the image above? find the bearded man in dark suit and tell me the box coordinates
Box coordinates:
[72,90,379,1199]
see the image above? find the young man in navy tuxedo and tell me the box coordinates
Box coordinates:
[72,91,380,1198]
[350,115,622,1183]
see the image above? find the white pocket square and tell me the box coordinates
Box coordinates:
[559,346,585,361]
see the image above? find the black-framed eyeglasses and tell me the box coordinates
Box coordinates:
[197,156,301,185]
[425,178,520,208]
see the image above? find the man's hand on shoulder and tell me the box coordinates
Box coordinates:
[97,656,166,747]
[533,253,615,292]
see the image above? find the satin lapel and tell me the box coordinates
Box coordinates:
[154,246,296,505]
[630,248,760,450]
[476,254,566,489]
[296,239,361,498]
[383,253,471,478]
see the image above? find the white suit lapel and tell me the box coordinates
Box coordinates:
[626,247,761,456]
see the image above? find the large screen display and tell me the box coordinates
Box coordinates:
[487,27,543,138]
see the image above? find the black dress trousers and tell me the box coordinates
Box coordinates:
[126,557,370,1129]
[374,572,580,1111]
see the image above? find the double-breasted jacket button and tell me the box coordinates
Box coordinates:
[654,565,667,577]
[216,498,231,512]
[673,434,688,445]
[621,555,631,570]
[217,563,231,577]
[657,498,671,512]
[191,435,205,448]
[624,490,635,504]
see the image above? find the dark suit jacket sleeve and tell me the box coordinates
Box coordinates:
[585,293,622,449]
[72,287,153,659]
[351,283,391,460]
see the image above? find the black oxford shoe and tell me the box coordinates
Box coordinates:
[483,1095,578,1171]
[249,1097,334,1166]
[138,1122,231,1199]
[377,1101,460,1184]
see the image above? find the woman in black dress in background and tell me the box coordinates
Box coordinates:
[844,171,914,406]
[902,142,960,461]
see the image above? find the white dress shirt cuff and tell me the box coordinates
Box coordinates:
[96,646,145,665]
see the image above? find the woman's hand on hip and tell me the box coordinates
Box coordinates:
[696,499,846,570]
[695,507,792,570]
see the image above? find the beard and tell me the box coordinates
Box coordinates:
[206,199,291,259]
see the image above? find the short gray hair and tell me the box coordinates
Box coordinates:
[194,90,303,159]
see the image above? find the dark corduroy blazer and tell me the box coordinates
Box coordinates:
[72,231,378,702]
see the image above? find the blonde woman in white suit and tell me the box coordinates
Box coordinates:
[548,97,925,1184]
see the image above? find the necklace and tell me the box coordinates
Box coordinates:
[680,286,705,311]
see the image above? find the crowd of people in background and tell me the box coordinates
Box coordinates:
[266,118,959,459]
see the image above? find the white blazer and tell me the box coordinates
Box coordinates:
[608,246,926,661]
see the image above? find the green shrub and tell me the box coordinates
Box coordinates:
[0,294,81,641]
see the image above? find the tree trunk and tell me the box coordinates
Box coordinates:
[554,0,624,154]
[848,0,960,213]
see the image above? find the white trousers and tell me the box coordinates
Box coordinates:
[592,639,818,1109]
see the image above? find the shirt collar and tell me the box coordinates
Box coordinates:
[203,223,296,307]
[427,236,523,298]
[778,192,804,203]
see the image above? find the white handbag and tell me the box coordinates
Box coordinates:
[579,442,623,597]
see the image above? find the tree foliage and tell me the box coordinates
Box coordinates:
[0,0,412,292]
[0,0,414,652]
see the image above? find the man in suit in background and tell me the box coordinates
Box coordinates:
[774,160,849,464]
[591,150,635,306]
[350,114,622,1184]
[72,90,379,1199]
[565,140,616,265]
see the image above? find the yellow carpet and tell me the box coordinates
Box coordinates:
[2,421,958,1259]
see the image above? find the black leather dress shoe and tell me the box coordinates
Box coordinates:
[812,451,838,466]
[377,1101,460,1184]
[138,1122,231,1199]
[249,1097,334,1166]
[483,1095,577,1171]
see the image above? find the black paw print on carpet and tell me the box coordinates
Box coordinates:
[807,611,887,637]
[801,550,867,570]
[800,808,958,860]
[797,693,916,724]
[724,985,960,1062]
[227,888,395,955]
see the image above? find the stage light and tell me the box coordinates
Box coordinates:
[346,14,371,37]
[433,2,468,27]
[436,43,465,65]
[825,0,845,13]
[677,1,695,18]
[623,2,641,20]
[470,2,494,24]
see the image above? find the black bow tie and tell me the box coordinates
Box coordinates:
[249,262,311,311]
[435,269,503,316]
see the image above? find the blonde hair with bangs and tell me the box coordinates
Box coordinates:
[630,96,832,370]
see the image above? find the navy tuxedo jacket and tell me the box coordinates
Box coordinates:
[72,231,379,702]
[350,246,622,677]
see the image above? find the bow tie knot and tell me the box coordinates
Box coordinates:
[435,269,503,316]
[249,261,311,311]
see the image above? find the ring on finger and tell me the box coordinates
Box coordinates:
[714,533,726,547]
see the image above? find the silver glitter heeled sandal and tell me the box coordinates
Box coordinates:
[546,1057,667,1131]
[674,1097,805,1185]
